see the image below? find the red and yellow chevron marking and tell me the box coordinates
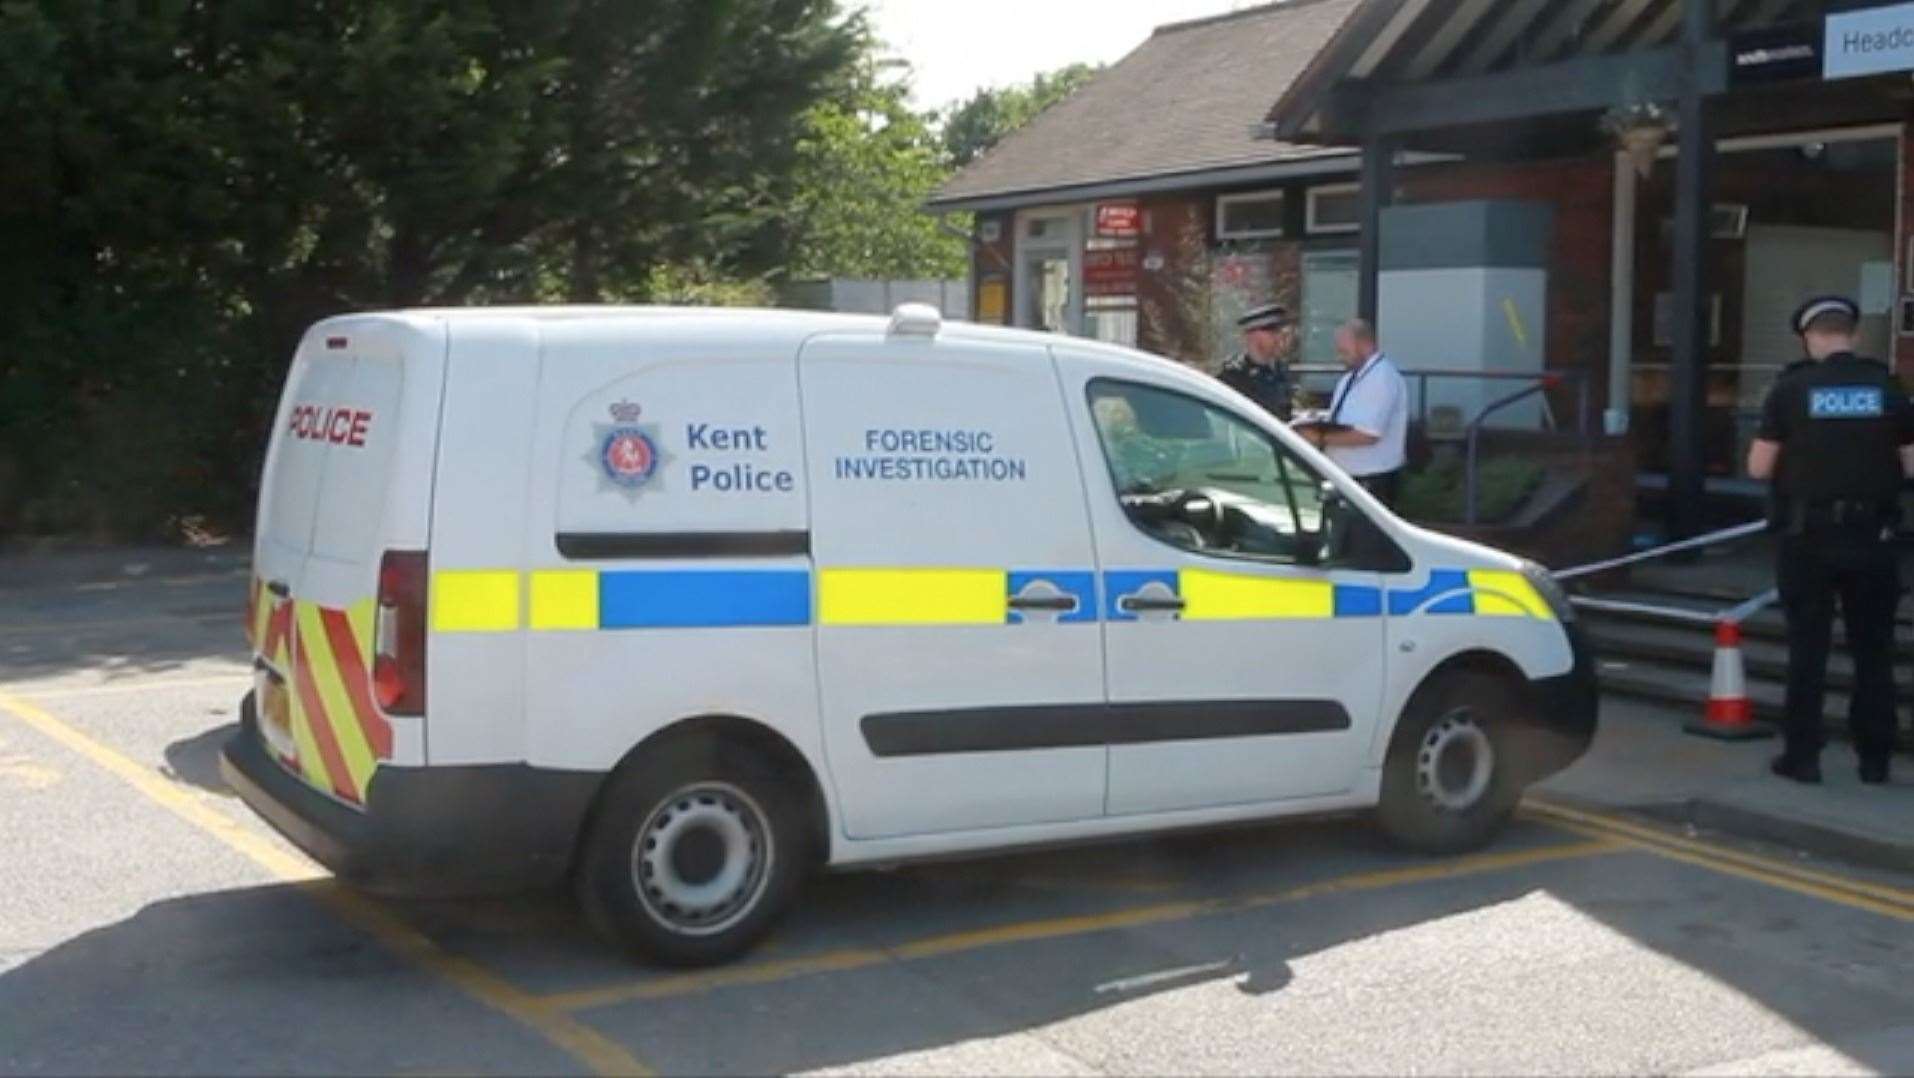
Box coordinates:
[247,575,295,766]
[246,576,263,649]
[262,598,293,672]
[248,574,294,672]
[286,598,392,806]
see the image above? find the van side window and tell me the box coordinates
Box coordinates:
[1088,379,1329,564]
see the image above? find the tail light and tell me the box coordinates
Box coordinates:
[373,550,428,715]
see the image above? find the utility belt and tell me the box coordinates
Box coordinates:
[1785,498,1897,536]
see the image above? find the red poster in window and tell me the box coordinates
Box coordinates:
[1083,247,1141,297]
[1095,202,1141,238]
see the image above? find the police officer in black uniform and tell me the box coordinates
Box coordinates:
[1749,295,1914,785]
[1217,303,1297,422]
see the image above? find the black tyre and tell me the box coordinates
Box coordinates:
[575,738,810,967]
[1377,671,1522,854]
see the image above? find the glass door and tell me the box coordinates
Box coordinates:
[1024,251,1073,332]
[1016,211,1082,335]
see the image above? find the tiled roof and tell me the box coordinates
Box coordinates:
[929,0,1362,208]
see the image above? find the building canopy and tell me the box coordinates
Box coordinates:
[1270,0,1860,154]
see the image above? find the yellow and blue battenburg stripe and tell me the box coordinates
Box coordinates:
[427,565,1551,632]
[1100,567,1547,621]
[818,568,1006,626]
[817,568,1099,625]
[1103,570,1383,621]
[437,568,811,632]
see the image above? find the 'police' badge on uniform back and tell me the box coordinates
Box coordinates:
[1809,386,1885,419]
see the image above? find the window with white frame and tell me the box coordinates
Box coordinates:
[1306,183,1360,234]
[1216,190,1286,240]
[1301,250,1359,365]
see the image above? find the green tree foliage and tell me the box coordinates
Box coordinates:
[0,0,861,539]
[779,59,1108,284]
[941,63,1100,168]
[787,60,967,280]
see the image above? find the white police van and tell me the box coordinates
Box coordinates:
[222,303,1596,966]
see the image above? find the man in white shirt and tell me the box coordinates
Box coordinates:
[1305,319,1408,507]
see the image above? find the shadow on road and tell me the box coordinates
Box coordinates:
[3,816,1910,1075]
[163,722,240,797]
[6,557,1913,1072]
[0,569,252,686]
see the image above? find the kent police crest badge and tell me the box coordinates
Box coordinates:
[590,400,671,498]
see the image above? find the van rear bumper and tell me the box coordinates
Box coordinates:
[220,696,603,895]
[1521,622,1601,779]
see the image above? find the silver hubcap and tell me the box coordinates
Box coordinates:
[1416,711,1495,812]
[632,782,772,937]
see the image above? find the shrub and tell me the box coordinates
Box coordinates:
[1398,455,1545,524]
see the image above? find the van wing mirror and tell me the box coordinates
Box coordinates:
[1315,481,1411,572]
[1301,481,1342,566]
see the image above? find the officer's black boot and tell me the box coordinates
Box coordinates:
[1770,753,1823,784]
[1859,756,1890,785]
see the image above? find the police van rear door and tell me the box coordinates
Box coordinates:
[247,315,447,808]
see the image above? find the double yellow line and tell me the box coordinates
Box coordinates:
[1523,797,1914,922]
[539,835,1625,1012]
[9,671,1908,1076]
[545,798,1914,1013]
[0,688,651,1078]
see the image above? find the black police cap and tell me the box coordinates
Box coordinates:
[1236,303,1292,332]
[1792,295,1860,335]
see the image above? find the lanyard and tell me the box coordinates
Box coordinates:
[1330,353,1384,423]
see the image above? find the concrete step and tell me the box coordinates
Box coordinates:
[1593,654,1914,749]
[1594,654,1829,727]
[1581,618,1914,701]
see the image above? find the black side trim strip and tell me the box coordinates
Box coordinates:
[862,700,1352,758]
[555,531,811,560]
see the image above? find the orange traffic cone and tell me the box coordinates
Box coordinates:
[1685,620,1774,741]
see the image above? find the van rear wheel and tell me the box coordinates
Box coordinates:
[1377,671,1521,854]
[576,739,808,967]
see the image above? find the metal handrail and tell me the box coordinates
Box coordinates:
[1464,378,1558,525]
[1291,365,1590,435]
[1286,365,1592,526]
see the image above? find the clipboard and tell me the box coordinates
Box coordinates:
[1288,415,1351,434]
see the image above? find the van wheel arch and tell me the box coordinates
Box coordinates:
[1411,650,1532,707]
[572,714,831,878]
[1398,649,1550,783]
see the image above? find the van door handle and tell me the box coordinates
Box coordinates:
[1120,596,1186,613]
[266,579,291,598]
[1008,595,1079,612]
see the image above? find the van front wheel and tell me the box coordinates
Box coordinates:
[576,741,807,967]
[1377,671,1521,854]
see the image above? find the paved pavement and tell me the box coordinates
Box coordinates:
[1543,696,1914,874]
[2,557,1913,1075]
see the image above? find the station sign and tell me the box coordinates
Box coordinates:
[1729,5,1914,85]
[1825,1,1914,80]
[1729,21,1821,85]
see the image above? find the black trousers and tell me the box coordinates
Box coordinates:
[1355,470,1401,509]
[1777,530,1900,764]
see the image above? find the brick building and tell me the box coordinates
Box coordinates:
[925,0,1369,370]
[1271,0,1914,535]
[935,0,1914,538]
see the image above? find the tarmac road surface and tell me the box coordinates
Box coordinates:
[2,555,1912,1076]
